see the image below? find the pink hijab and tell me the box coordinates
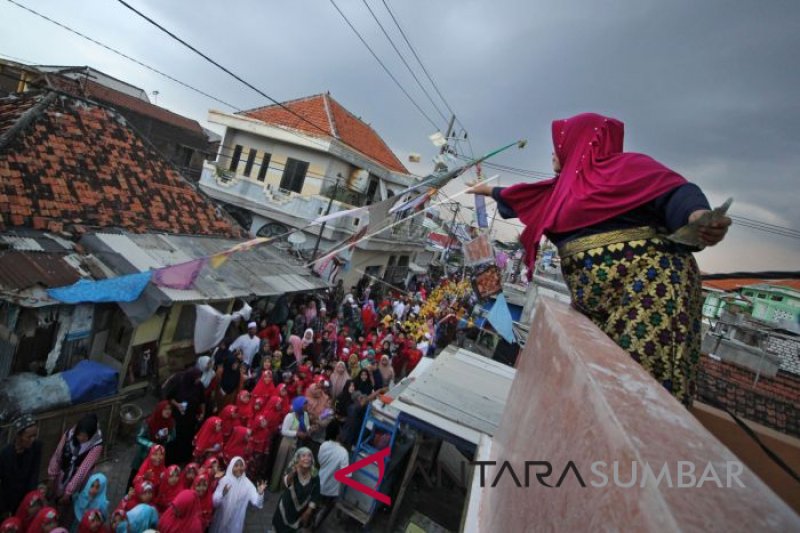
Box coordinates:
[289,334,304,364]
[498,113,687,271]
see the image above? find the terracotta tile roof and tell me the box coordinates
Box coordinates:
[242,93,409,174]
[46,74,205,136]
[703,278,800,292]
[0,92,242,238]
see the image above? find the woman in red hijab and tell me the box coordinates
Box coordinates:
[222,427,251,465]
[251,369,276,400]
[192,417,223,463]
[469,113,731,405]
[117,479,155,512]
[76,509,107,533]
[26,507,58,533]
[247,414,270,480]
[218,405,240,440]
[14,489,44,532]
[235,390,253,421]
[134,444,166,486]
[191,474,213,531]
[180,463,199,490]
[157,489,202,533]
[155,465,183,513]
[0,518,22,533]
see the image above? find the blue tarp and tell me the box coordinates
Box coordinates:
[47,271,152,304]
[487,293,516,343]
[476,298,522,328]
[61,360,119,404]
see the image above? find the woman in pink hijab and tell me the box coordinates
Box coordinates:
[288,333,304,365]
[469,113,730,405]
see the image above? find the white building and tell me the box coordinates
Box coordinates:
[199,93,431,289]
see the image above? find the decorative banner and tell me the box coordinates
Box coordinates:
[227,236,270,253]
[464,233,495,266]
[487,293,516,344]
[388,188,436,214]
[475,194,488,228]
[209,252,230,269]
[471,264,503,300]
[496,251,509,270]
[48,271,152,304]
[312,204,370,224]
[153,258,208,290]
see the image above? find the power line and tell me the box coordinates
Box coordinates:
[359,0,449,124]
[4,0,240,111]
[327,0,441,131]
[380,0,458,121]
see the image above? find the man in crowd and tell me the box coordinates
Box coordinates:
[229,321,261,369]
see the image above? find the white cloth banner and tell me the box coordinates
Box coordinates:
[194,301,252,354]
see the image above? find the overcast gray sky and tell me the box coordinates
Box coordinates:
[1,0,798,273]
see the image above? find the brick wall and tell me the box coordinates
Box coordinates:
[696,355,800,437]
[766,335,800,375]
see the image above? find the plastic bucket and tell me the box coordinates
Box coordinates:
[119,403,143,438]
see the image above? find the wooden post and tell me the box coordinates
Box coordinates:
[388,436,422,531]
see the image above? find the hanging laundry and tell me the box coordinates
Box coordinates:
[194,301,252,353]
[153,258,208,290]
[47,271,152,304]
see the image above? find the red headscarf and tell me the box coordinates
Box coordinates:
[248,415,270,454]
[146,400,174,440]
[191,474,213,530]
[27,507,58,533]
[497,113,687,271]
[122,479,155,511]
[135,444,166,484]
[252,370,277,400]
[223,426,251,464]
[157,489,202,533]
[235,390,253,421]
[180,463,199,489]
[78,509,108,533]
[219,405,240,438]
[14,489,45,530]
[193,417,223,457]
[0,517,22,533]
[263,396,285,435]
[155,465,183,513]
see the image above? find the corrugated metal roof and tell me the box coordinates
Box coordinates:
[386,345,515,444]
[0,251,81,290]
[88,232,328,303]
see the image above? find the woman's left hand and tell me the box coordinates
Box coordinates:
[689,210,732,246]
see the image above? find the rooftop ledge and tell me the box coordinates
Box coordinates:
[465,296,800,532]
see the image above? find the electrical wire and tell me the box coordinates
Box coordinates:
[380,0,458,121]
[326,0,441,131]
[4,0,240,111]
[359,0,449,124]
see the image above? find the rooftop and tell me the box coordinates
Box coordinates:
[242,93,409,174]
[0,92,241,238]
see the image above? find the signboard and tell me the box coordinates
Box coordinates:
[464,234,494,266]
[472,265,503,300]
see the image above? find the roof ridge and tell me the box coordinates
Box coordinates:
[0,92,57,152]
[238,93,326,116]
[322,93,338,139]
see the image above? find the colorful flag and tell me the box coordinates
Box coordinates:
[209,252,230,269]
[388,188,435,214]
[487,293,516,344]
[312,204,370,224]
[153,258,208,290]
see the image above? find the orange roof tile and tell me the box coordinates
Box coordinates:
[0,92,242,238]
[243,94,409,174]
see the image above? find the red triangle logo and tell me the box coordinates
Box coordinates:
[334,446,392,505]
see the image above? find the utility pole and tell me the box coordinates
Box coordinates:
[434,114,457,173]
[441,201,461,267]
[311,176,341,263]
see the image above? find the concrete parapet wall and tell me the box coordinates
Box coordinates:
[471,297,799,532]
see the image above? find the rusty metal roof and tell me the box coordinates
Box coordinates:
[0,251,81,290]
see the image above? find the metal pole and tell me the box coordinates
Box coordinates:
[311,178,340,262]
[434,114,457,172]
[441,202,460,266]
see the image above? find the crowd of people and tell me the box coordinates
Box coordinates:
[1,275,483,533]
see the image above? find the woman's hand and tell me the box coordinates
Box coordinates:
[688,210,732,246]
[256,480,267,495]
[465,181,492,196]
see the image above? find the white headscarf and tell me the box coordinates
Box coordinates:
[196,355,215,388]
[302,328,314,347]
[209,456,262,533]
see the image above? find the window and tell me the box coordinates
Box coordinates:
[366,177,380,205]
[758,293,767,299]
[279,158,309,193]
[257,152,272,182]
[771,295,784,302]
[229,144,243,172]
[173,305,196,342]
[243,148,257,177]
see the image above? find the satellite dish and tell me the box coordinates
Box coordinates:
[288,232,307,245]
